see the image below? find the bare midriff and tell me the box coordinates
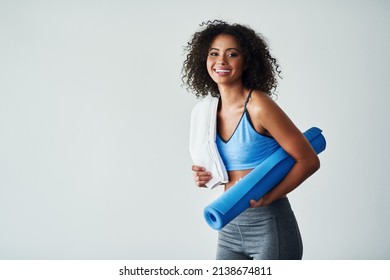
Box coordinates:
[224,169,286,200]
[224,169,252,191]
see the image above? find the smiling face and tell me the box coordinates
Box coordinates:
[206,34,245,87]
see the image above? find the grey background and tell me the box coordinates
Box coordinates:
[0,0,389,259]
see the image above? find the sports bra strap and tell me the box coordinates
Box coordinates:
[244,89,253,110]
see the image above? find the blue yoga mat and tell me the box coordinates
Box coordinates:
[204,127,326,230]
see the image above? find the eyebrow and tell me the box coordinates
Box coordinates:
[209,47,240,52]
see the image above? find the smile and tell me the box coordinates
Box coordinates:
[215,69,231,73]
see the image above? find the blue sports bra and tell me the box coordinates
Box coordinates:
[216,90,281,171]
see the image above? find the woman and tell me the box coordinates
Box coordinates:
[182,20,320,260]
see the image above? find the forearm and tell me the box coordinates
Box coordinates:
[262,156,320,205]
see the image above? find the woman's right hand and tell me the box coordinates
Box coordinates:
[191,165,212,187]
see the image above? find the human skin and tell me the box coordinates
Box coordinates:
[192,34,320,207]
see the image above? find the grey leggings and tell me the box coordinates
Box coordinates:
[216,197,303,260]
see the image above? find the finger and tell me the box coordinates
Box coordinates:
[196,182,208,188]
[250,199,262,208]
[194,174,212,185]
[192,165,206,172]
[194,175,211,181]
[195,177,209,187]
[193,171,212,179]
[194,172,212,180]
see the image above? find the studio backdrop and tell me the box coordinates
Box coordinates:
[0,0,389,259]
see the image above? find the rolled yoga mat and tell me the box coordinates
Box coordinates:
[204,127,326,230]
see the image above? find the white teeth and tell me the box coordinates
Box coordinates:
[215,69,230,73]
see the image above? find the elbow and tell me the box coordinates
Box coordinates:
[309,154,321,174]
[295,153,320,177]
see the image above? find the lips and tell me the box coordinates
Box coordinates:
[214,69,231,76]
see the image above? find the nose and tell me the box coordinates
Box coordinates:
[217,59,226,65]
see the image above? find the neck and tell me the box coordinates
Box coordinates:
[218,84,248,109]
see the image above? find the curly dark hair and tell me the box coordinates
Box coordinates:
[182,20,281,98]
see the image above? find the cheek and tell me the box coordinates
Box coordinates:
[234,61,245,75]
[206,59,213,74]
[206,57,212,67]
[234,59,245,70]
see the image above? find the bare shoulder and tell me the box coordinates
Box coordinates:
[248,90,281,114]
[247,90,286,133]
[249,90,318,164]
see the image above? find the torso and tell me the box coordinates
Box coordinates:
[217,89,281,194]
[217,90,254,190]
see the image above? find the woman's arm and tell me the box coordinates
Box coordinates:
[248,91,320,207]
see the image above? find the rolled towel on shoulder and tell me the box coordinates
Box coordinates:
[204,127,326,230]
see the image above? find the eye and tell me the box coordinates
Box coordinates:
[227,52,239,57]
[209,52,219,57]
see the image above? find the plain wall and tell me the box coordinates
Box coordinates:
[0,0,389,259]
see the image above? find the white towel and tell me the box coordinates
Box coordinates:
[189,95,229,188]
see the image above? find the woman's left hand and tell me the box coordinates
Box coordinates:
[249,196,269,208]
